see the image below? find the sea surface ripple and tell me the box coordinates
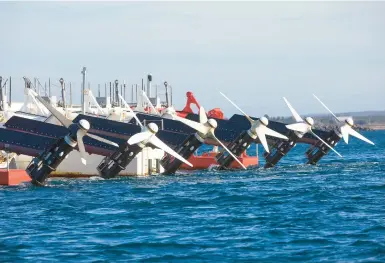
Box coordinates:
[0,131,384,262]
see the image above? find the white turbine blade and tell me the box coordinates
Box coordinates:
[173,115,209,134]
[346,126,375,145]
[263,126,288,140]
[149,136,193,167]
[310,130,343,158]
[118,94,130,109]
[119,95,143,127]
[34,92,72,128]
[340,125,350,144]
[211,133,246,170]
[313,94,340,123]
[283,97,303,122]
[87,133,119,147]
[76,129,87,165]
[219,91,254,123]
[286,123,309,133]
[199,106,208,124]
[254,125,270,153]
[142,91,160,115]
[127,131,153,145]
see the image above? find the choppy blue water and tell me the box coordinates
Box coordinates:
[1,131,384,262]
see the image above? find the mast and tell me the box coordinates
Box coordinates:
[131,84,134,103]
[81,67,87,114]
[114,79,119,106]
[0,76,3,111]
[60,78,66,109]
[9,76,11,106]
[69,82,72,107]
[147,74,152,98]
[164,81,169,107]
[123,80,126,101]
[109,82,112,103]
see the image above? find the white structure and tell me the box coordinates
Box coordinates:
[0,87,171,177]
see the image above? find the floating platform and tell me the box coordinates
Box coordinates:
[0,169,31,186]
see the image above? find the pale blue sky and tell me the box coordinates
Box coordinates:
[1,1,384,117]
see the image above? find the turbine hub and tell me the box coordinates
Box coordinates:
[259,116,269,126]
[208,119,217,128]
[78,119,90,131]
[305,117,314,126]
[345,117,354,127]
[147,122,159,133]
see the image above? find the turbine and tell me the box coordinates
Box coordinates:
[313,94,374,145]
[172,106,247,169]
[32,90,119,165]
[219,91,288,153]
[125,105,193,168]
[283,97,343,158]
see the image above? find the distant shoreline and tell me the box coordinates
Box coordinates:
[366,125,385,131]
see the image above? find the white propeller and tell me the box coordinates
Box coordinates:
[127,122,193,168]
[283,97,343,158]
[313,94,374,145]
[33,92,119,165]
[173,106,247,169]
[117,94,143,127]
[219,92,288,153]
[142,91,160,115]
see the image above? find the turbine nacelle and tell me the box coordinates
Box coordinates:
[345,117,354,127]
[78,119,90,131]
[147,122,159,134]
[305,117,314,127]
[259,116,269,126]
[207,119,217,129]
[250,116,268,135]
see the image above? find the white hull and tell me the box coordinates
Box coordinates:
[7,147,165,176]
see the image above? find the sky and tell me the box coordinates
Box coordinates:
[0,1,384,117]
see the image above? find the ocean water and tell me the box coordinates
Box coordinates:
[0,131,384,262]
